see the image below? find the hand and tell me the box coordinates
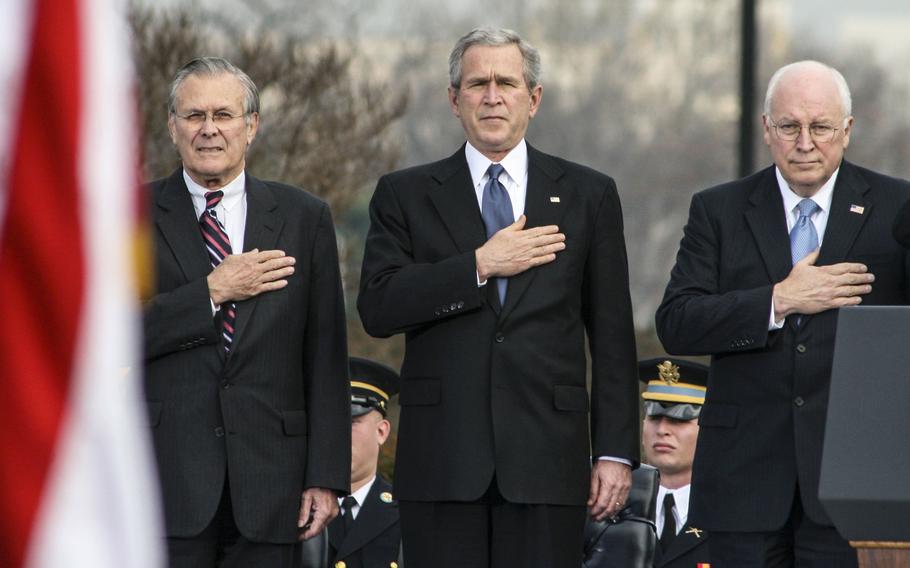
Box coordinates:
[772,250,874,320]
[297,487,339,541]
[475,215,566,281]
[207,249,295,305]
[587,460,632,521]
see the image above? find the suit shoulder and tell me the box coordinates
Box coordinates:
[536,152,617,189]
[256,178,329,212]
[850,163,910,194]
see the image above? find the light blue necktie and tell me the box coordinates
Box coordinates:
[481,163,513,304]
[790,198,820,265]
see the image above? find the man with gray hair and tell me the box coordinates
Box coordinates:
[657,60,910,566]
[358,28,640,568]
[144,56,351,567]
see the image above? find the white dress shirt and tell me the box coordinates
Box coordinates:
[656,484,691,537]
[338,476,376,521]
[184,170,247,312]
[768,167,839,328]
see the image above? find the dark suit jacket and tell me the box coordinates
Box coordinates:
[654,522,710,568]
[328,477,401,568]
[358,144,639,505]
[656,161,910,531]
[144,169,351,542]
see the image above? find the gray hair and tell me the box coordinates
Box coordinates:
[763,60,852,118]
[448,27,541,90]
[167,57,260,118]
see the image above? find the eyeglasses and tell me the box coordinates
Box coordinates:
[175,110,247,127]
[768,119,842,143]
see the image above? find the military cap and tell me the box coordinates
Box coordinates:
[349,357,400,417]
[639,357,708,420]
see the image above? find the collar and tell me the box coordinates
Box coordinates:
[465,139,528,187]
[339,475,376,508]
[775,166,838,219]
[657,483,691,521]
[184,169,246,213]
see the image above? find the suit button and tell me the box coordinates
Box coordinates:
[457,301,464,309]
[495,333,505,343]
[335,562,346,568]
[450,303,457,310]
[796,344,807,353]
[435,309,441,316]
[221,381,231,389]
[390,563,398,568]
[214,426,225,437]
[441,306,449,313]
[794,396,805,407]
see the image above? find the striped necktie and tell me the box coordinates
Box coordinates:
[200,190,236,353]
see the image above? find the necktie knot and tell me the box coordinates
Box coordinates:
[342,496,358,512]
[487,163,505,182]
[205,190,224,210]
[796,198,819,219]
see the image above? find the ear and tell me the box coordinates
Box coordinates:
[245,112,260,146]
[448,85,461,118]
[762,114,772,147]
[842,116,854,149]
[528,84,543,119]
[376,418,391,446]
[167,114,177,145]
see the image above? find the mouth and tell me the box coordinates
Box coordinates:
[652,443,675,452]
[197,146,224,153]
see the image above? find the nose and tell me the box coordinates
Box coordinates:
[795,126,815,151]
[482,82,502,104]
[199,113,219,135]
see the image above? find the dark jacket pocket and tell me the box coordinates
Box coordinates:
[399,378,441,406]
[281,410,308,436]
[147,401,162,427]
[698,403,738,428]
[553,385,589,412]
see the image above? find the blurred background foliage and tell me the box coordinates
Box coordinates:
[130,0,910,478]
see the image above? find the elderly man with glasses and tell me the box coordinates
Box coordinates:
[656,60,910,567]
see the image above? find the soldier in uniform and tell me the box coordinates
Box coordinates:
[640,358,711,568]
[327,357,402,568]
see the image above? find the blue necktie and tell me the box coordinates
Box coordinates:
[481,163,513,304]
[790,198,819,265]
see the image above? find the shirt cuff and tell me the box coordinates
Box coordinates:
[769,298,784,330]
[597,456,632,467]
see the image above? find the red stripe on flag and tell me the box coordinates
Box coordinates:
[0,0,83,564]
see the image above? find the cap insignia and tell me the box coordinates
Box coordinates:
[657,360,680,385]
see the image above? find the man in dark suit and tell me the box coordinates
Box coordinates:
[358,27,639,568]
[656,60,910,567]
[144,57,351,567]
[327,357,402,568]
[639,358,710,568]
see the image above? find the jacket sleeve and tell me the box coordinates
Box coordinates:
[143,277,220,361]
[655,191,774,356]
[357,175,485,338]
[585,180,641,464]
[302,203,351,493]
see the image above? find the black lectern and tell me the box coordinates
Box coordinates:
[820,306,910,567]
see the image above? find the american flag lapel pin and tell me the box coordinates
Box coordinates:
[850,204,864,214]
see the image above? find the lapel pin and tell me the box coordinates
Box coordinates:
[849,204,864,214]
[686,527,704,538]
[549,196,560,203]
[380,492,393,503]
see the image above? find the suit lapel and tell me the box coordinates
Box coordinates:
[334,479,399,560]
[499,146,570,321]
[816,161,870,266]
[228,175,282,354]
[744,167,793,285]
[658,523,707,565]
[155,169,212,285]
[427,147,488,255]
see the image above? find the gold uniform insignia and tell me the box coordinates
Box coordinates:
[657,360,681,384]
[380,491,393,503]
[685,526,704,538]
